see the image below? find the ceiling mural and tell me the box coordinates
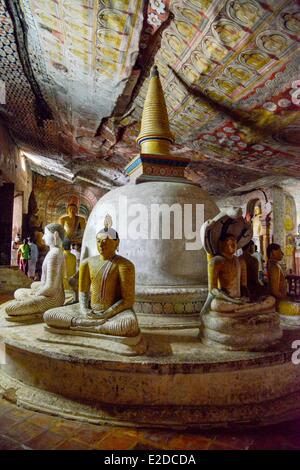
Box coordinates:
[0,0,299,196]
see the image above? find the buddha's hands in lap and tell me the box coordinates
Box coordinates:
[14,288,37,301]
[35,287,58,297]
[72,316,106,327]
[31,282,42,291]
[89,309,106,319]
[211,288,247,305]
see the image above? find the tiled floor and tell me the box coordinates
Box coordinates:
[0,398,299,450]
[1,294,300,450]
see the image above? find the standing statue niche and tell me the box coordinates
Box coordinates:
[5,224,65,322]
[59,195,86,243]
[200,209,282,351]
[252,201,263,253]
[26,190,46,253]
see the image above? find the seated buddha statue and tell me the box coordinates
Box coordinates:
[5,224,65,322]
[59,196,86,243]
[200,210,282,350]
[267,243,300,326]
[44,216,141,338]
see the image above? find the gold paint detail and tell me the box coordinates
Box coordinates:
[136,66,174,155]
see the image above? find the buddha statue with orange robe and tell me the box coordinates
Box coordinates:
[59,195,86,243]
[44,216,141,338]
[200,210,282,350]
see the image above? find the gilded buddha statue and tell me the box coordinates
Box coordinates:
[44,216,141,339]
[62,239,78,303]
[267,243,300,325]
[5,224,65,322]
[62,239,77,290]
[200,210,282,350]
[59,195,86,243]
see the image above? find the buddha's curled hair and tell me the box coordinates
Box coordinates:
[46,223,65,243]
[97,214,119,240]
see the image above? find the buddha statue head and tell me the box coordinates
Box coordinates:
[267,243,284,262]
[66,195,80,218]
[62,239,72,251]
[254,203,262,216]
[218,234,237,257]
[96,215,119,260]
[43,223,65,248]
[67,203,78,218]
[242,240,255,255]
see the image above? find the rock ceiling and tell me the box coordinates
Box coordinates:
[0,0,299,196]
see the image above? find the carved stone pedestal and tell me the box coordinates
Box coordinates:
[0,307,300,429]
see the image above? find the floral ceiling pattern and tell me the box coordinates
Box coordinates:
[0,0,299,196]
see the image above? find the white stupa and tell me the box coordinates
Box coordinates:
[81,66,219,324]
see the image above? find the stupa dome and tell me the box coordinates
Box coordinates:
[81,181,218,287]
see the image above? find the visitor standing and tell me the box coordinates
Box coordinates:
[27,237,39,279]
[11,233,21,266]
[252,244,264,285]
[18,239,31,275]
[71,243,81,271]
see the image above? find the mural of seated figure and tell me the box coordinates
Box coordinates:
[199,209,282,351]
[43,216,144,352]
[5,224,65,322]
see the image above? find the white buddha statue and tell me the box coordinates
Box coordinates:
[5,224,65,321]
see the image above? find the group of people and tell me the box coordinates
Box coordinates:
[12,235,39,279]
[12,233,81,284]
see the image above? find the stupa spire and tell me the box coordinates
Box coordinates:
[136,65,174,155]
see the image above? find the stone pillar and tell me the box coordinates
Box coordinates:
[271,187,286,249]
[0,183,14,265]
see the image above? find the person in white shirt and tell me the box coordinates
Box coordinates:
[11,233,21,267]
[27,237,39,279]
[252,244,264,285]
[70,243,81,271]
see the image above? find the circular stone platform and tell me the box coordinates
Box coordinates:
[0,305,300,429]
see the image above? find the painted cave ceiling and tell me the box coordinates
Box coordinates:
[0,0,299,197]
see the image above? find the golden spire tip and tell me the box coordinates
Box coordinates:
[151,65,159,77]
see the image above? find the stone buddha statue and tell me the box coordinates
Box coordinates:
[200,210,282,350]
[59,195,86,243]
[267,243,300,326]
[5,224,65,322]
[44,216,141,338]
